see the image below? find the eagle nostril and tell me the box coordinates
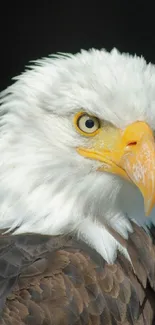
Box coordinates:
[127,141,137,146]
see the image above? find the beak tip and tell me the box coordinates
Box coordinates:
[144,199,154,217]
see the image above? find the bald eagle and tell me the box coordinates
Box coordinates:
[0,48,155,324]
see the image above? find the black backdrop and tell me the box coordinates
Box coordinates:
[0,1,155,91]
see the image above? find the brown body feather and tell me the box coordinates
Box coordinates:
[0,223,155,325]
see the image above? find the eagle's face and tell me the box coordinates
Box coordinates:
[0,48,155,263]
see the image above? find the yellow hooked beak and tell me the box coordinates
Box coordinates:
[77,121,155,216]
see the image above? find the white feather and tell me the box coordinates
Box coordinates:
[0,48,155,263]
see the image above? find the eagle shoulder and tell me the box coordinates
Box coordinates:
[0,224,155,325]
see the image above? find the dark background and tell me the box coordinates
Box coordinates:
[0,1,155,91]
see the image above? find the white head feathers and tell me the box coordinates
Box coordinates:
[0,47,155,263]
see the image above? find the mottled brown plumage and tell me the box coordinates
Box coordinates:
[0,222,155,325]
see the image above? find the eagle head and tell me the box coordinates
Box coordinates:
[0,48,155,263]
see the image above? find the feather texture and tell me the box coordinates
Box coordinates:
[0,222,155,325]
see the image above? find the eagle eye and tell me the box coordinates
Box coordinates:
[74,112,100,136]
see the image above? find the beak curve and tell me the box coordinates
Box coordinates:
[119,132,155,216]
[77,122,155,216]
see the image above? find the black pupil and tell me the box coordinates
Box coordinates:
[85,119,95,128]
